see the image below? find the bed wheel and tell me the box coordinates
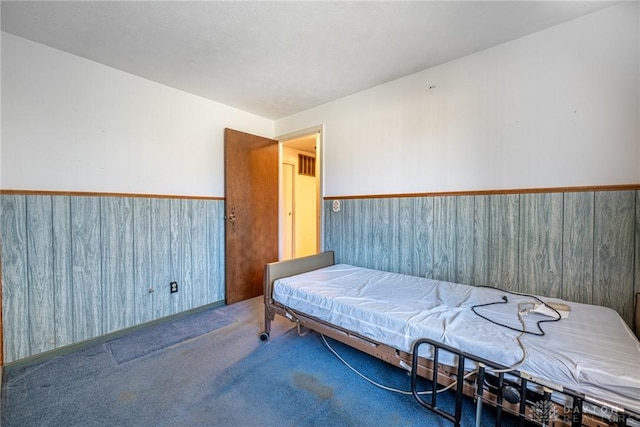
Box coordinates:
[260,332,270,341]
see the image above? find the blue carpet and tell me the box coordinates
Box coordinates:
[201,330,513,427]
[106,308,235,364]
[2,308,516,426]
[1,306,238,427]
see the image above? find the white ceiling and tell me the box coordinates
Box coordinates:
[1,1,619,120]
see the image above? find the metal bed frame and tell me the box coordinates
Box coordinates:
[261,252,640,427]
[410,338,640,427]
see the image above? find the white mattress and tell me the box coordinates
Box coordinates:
[273,264,640,414]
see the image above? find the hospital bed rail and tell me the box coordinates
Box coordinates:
[411,337,640,427]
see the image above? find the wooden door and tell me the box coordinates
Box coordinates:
[224,128,279,304]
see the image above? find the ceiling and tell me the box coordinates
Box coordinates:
[1,1,619,120]
[285,134,317,154]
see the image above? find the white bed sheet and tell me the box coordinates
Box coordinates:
[273,264,640,414]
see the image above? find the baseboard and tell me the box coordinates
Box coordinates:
[1,364,4,408]
[4,300,225,369]
[635,292,639,339]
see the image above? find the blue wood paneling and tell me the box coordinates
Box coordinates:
[2,189,636,362]
[488,194,520,292]
[327,196,435,277]
[71,196,102,342]
[562,192,594,304]
[52,196,74,348]
[101,197,135,333]
[191,199,208,308]
[518,193,563,297]
[210,200,225,303]
[371,198,392,272]
[151,199,172,319]
[1,195,29,362]
[396,197,418,276]
[593,191,635,323]
[453,196,475,286]
[393,197,424,275]
[1,195,225,363]
[354,199,372,269]
[26,196,55,354]
[433,196,457,282]
[170,199,188,314]
[416,197,434,279]
[133,198,154,325]
[433,196,475,284]
[471,195,490,287]
[323,189,638,327]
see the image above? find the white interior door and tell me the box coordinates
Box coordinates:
[282,163,295,260]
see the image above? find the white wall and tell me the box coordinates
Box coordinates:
[276,3,640,197]
[3,2,638,199]
[1,33,273,197]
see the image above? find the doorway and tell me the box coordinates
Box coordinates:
[279,131,322,260]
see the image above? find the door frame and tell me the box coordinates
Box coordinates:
[275,125,324,260]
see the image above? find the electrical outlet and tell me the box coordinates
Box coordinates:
[170,282,178,293]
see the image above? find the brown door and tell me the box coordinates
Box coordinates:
[224,128,279,304]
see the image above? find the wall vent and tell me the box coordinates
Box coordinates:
[298,154,316,177]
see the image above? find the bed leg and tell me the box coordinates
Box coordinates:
[570,397,583,427]
[475,365,485,427]
[475,396,483,427]
[261,314,271,341]
[261,302,273,341]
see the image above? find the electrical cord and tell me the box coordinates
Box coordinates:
[318,291,543,394]
[320,334,477,396]
[471,287,566,374]
[317,287,565,396]
[471,287,562,337]
[485,304,528,374]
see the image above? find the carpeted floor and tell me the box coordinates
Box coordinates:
[1,297,512,426]
[199,330,500,427]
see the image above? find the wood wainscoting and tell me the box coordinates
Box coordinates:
[324,185,640,328]
[0,191,225,363]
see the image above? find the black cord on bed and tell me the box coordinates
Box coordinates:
[470,286,562,336]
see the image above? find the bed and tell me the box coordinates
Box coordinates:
[262,252,640,427]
